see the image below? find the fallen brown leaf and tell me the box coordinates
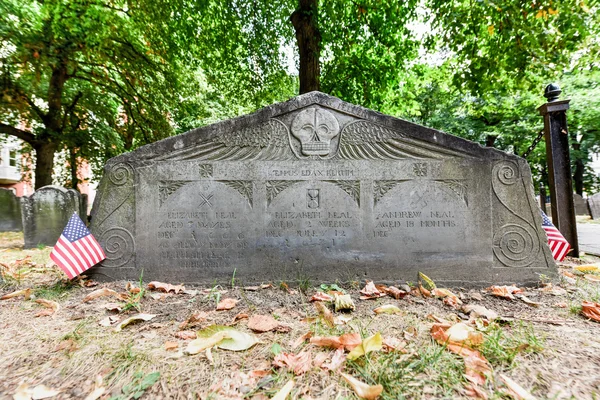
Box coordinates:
[165,341,179,351]
[273,351,312,375]
[99,316,119,327]
[54,339,78,353]
[83,288,126,303]
[359,280,386,299]
[462,304,498,321]
[147,281,185,294]
[314,301,335,327]
[499,374,536,400]
[310,332,361,350]
[179,311,209,330]
[174,330,197,340]
[34,299,59,317]
[310,292,333,302]
[13,382,60,400]
[582,301,600,322]
[292,331,313,349]
[271,379,295,400]
[216,298,238,311]
[340,372,383,400]
[385,286,409,299]
[113,313,157,332]
[584,274,600,283]
[487,285,523,300]
[1,288,31,300]
[322,348,346,371]
[247,314,280,332]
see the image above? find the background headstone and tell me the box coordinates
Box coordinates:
[589,193,600,220]
[0,188,22,232]
[573,193,590,216]
[21,186,87,248]
[89,92,556,287]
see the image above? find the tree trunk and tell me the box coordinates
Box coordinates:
[69,147,79,190]
[485,135,497,147]
[291,0,321,94]
[33,142,57,189]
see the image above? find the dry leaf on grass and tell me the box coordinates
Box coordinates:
[273,351,312,375]
[486,285,523,300]
[517,295,541,307]
[216,298,238,311]
[1,288,31,300]
[147,281,185,293]
[432,288,462,306]
[310,292,333,302]
[165,341,179,351]
[174,330,197,340]
[359,280,386,299]
[292,331,313,349]
[271,380,295,400]
[310,332,361,350]
[322,348,346,371]
[574,264,599,272]
[112,313,156,332]
[334,294,355,311]
[581,301,600,322]
[53,339,78,353]
[186,331,231,355]
[83,288,126,303]
[347,332,383,360]
[499,374,536,400]
[373,304,402,315]
[385,286,409,299]
[419,271,437,290]
[13,382,60,400]
[179,311,209,329]
[462,304,498,321]
[98,316,119,327]
[247,314,288,332]
[34,299,59,317]
[314,301,335,327]
[382,337,407,353]
[193,325,258,352]
[340,372,383,400]
[445,323,483,346]
[584,274,600,283]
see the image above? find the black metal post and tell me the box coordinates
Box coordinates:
[539,183,547,214]
[538,84,579,257]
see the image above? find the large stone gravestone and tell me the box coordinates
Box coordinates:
[573,194,590,216]
[0,188,22,232]
[89,92,555,286]
[21,186,87,248]
[589,193,600,220]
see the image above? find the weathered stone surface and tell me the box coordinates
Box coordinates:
[0,188,22,232]
[89,92,555,286]
[573,193,590,216]
[21,186,87,248]
[589,193,600,220]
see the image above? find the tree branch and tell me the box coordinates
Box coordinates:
[0,123,37,144]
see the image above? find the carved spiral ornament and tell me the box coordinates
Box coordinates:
[492,224,539,267]
[108,163,133,186]
[494,161,519,185]
[100,228,135,268]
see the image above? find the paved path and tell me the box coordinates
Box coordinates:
[577,223,600,256]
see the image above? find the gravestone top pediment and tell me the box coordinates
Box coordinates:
[90,92,555,287]
[109,91,504,165]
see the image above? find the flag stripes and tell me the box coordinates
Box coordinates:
[50,213,106,279]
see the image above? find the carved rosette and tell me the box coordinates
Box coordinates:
[108,163,134,186]
[219,180,253,207]
[199,164,213,178]
[99,227,135,268]
[266,180,301,206]
[325,180,360,206]
[492,224,540,267]
[158,181,189,207]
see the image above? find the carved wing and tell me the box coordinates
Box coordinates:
[338,120,468,160]
[152,119,291,161]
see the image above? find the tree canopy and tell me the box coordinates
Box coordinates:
[1,0,599,193]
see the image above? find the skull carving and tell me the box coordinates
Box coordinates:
[291,108,340,156]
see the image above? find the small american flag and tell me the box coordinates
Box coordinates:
[541,211,571,261]
[50,212,106,279]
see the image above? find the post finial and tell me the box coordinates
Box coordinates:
[544,83,561,102]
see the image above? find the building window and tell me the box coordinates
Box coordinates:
[9,149,17,167]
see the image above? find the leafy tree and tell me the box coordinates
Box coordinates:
[0,0,197,188]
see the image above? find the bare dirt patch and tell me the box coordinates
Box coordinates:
[1,232,600,399]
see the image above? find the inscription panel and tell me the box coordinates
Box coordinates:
[91,92,555,286]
